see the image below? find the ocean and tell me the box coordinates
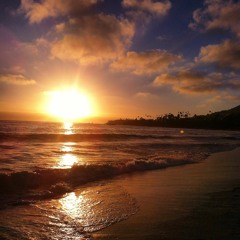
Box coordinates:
[0,121,240,239]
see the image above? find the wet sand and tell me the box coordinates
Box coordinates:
[93,148,240,240]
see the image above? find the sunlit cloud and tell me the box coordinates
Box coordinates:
[18,0,172,68]
[134,92,159,100]
[195,39,240,70]
[208,94,240,103]
[0,74,36,85]
[111,50,182,75]
[19,0,101,24]
[122,0,171,16]
[51,15,135,65]
[198,93,240,110]
[55,22,66,32]
[153,69,240,95]
[122,0,171,25]
[189,0,240,38]
[23,0,136,66]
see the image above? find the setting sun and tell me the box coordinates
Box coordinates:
[46,89,93,121]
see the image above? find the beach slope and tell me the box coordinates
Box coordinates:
[93,148,240,240]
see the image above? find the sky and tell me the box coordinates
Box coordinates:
[0,0,240,122]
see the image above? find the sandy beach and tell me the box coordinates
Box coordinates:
[93,147,240,240]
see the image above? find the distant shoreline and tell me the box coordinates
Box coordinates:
[106,120,240,131]
[106,104,240,131]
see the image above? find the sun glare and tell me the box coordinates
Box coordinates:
[46,89,92,121]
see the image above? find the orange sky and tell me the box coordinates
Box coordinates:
[0,0,240,122]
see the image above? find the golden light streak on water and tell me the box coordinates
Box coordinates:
[59,192,84,218]
[64,122,73,135]
[59,153,78,168]
[56,142,79,168]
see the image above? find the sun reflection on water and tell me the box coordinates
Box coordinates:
[56,185,138,233]
[58,191,97,229]
[56,142,80,168]
[64,122,73,135]
[61,145,73,152]
[59,192,84,218]
[59,153,78,168]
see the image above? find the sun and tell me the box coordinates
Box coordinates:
[46,89,93,121]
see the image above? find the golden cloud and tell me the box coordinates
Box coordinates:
[0,74,36,85]
[196,39,240,70]
[19,0,137,66]
[19,0,174,67]
[51,14,135,65]
[135,91,158,99]
[19,0,100,24]
[122,0,171,16]
[111,50,182,75]
[153,69,240,94]
[190,0,240,38]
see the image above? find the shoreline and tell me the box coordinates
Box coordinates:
[93,147,240,240]
[0,147,239,239]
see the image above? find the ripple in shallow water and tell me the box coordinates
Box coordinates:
[0,182,138,239]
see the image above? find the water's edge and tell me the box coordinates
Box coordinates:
[0,144,237,209]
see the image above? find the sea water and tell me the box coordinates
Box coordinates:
[0,121,240,239]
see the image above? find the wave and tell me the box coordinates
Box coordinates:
[0,143,237,208]
[0,132,239,142]
[0,133,166,142]
[0,158,194,197]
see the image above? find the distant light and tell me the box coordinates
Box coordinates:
[180,130,184,134]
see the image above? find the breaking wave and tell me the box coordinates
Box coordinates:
[0,158,193,195]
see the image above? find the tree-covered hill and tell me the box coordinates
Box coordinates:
[107,105,240,130]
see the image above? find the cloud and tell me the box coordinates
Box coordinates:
[189,0,240,38]
[0,74,36,85]
[0,26,40,76]
[156,35,167,41]
[196,39,240,70]
[20,1,136,65]
[212,94,240,102]
[200,93,240,109]
[134,91,158,99]
[51,14,135,65]
[55,22,66,32]
[111,50,182,75]
[19,0,172,67]
[153,69,240,94]
[122,0,171,16]
[19,0,100,24]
